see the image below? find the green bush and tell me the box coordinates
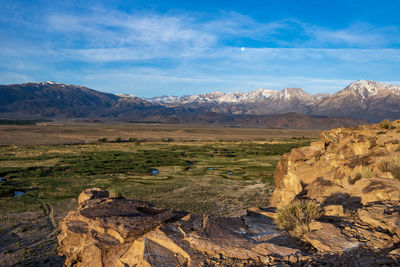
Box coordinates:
[276,199,323,238]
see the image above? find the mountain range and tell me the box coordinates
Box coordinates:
[1,80,399,128]
[147,80,400,122]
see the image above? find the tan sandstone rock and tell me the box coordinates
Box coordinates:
[77,188,109,205]
[358,202,400,237]
[323,204,345,217]
[304,221,362,253]
[59,122,400,266]
[58,189,305,266]
[269,122,400,258]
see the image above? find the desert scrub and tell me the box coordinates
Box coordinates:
[107,186,124,199]
[378,156,400,180]
[276,199,323,238]
[379,119,394,129]
[361,167,374,179]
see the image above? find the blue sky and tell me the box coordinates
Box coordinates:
[1,0,400,97]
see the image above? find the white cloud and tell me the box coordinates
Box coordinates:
[303,22,400,48]
[2,5,400,96]
[46,11,216,50]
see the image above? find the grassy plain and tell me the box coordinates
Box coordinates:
[0,123,319,265]
[0,122,319,145]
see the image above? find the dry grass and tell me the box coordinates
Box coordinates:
[377,155,400,180]
[379,119,395,129]
[361,167,374,179]
[0,122,320,145]
[276,199,323,238]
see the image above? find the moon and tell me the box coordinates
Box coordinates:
[240,47,245,52]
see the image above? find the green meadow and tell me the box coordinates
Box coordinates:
[0,138,312,216]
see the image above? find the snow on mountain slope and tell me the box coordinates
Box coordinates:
[312,80,400,122]
[146,87,313,104]
[145,80,400,122]
[340,80,400,99]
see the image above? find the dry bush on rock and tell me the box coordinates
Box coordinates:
[379,119,394,129]
[276,199,323,238]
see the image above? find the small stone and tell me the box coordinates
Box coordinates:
[77,188,109,204]
[308,221,324,231]
[304,222,362,253]
[261,256,271,264]
[389,248,400,256]
[375,258,394,265]
[324,204,345,216]
[288,254,297,263]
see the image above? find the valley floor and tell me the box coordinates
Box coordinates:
[0,124,318,266]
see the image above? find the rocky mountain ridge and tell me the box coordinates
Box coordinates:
[0,81,365,129]
[58,121,400,266]
[147,80,400,122]
[148,87,314,105]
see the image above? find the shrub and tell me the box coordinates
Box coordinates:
[390,156,400,180]
[378,159,391,172]
[348,173,362,185]
[361,167,374,179]
[391,165,400,180]
[129,138,141,145]
[97,137,108,143]
[377,156,400,180]
[379,119,394,129]
[276,199,323,238]
[107,186,124,199]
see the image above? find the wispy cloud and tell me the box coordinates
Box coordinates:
[1,3,400,96]
[41,9,400,64]
[46,11,216,50]
[304,23,400,48]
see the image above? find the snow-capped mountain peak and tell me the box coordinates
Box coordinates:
[343,80,400,99]
[43,81,57,85]
[115,93,136,98]
[146,87,313,104]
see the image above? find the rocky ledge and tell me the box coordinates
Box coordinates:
[58,121,400,266]
[58,188,307,266]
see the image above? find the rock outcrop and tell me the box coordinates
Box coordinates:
[58,121,400,266]
[270,120,400,257]
[271,120,400,207]
[58,190,307,266]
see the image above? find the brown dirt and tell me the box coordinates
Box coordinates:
[0,122,320,145]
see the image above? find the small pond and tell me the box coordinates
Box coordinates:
[151,169,159,175]
[14,191,26,197]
